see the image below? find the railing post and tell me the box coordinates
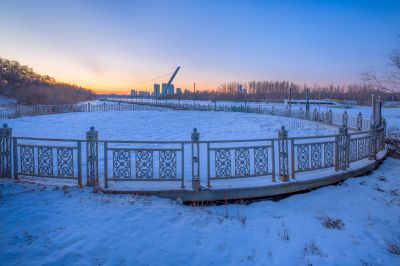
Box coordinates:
[77,141,83,188]
[356,112,363,131]
[0,124,12,178]
[342,111,348,127]
[104,141,108,188]
[88,102,91,112]
[313,108,318,120]
[336,125,349,171]
[371,94,376,125]
[377,96,383,127]
[290,139,295,179]
[86,126,99,188]
[345,127,350,168]
[13,137,17,179]
[378,126,385,152]
[278,126,289,182]
[369,94,381,160]
[369,124,377,160]
[382,118,387,136]
[328,109,333,124]
[299,107,304,119]
[191,128,200,191]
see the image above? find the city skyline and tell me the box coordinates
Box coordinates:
[1,0,399,93]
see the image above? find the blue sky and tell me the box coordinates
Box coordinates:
[0,0,399,92]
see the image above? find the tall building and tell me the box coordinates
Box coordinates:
[153,84,160,97]
[176,88,182,95]
[162,83,174,96]
[236,84,243,94]
[168,85,174,95]
[161,83,167,96]
[131,89,137,96]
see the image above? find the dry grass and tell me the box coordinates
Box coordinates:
[359,180,367,186]
[378,175,388,182]
[387,242,400,256]
[303,240,323,257]
[236,210,247,226]
[386,137,400,158]
[390,189,399,196]
[373,184,385,192]
[322,217,345,230]
[279,222,290,241]
[62,185,71,197]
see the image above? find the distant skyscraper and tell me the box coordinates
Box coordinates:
[237,84,243,94]
[162,83,174,96]
[176,88,182,95]
[168,84,174,95]
[153,84,160,97]
[161,83,167,96]
[131,89,137,96]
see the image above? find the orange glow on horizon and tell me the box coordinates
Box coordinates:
[61,78,219,94]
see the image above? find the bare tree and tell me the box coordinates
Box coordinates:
[363,42,400,95]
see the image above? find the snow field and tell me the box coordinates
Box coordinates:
[3,109,338,140]
[0,158,399,265]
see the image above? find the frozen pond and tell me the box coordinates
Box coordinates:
[3,109,338,140]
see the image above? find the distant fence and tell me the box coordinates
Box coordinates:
[0,96,387,191]
[0,102,164,118]
[100,96,380,132]
[0,97,378,132]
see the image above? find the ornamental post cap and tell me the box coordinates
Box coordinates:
[90,126,95,131]
[193,128,197,132]
[3,123,7,128]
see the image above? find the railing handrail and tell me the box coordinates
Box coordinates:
[13,130,373,144]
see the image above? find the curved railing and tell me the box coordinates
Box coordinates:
[0,125,386,191]
[0,97,387,198]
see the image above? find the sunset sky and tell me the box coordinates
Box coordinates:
[1,0,399,93]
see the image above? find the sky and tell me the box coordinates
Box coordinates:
[0,0,399,93]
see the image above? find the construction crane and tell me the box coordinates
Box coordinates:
[163,66,180,103]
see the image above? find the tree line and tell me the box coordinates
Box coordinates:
[164,81,398,105]
[0,57,94,105]
[169,42,400,105]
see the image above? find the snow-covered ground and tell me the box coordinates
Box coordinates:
[1,158,399,265]
[1,100,398,265]
[3,109,337,140]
